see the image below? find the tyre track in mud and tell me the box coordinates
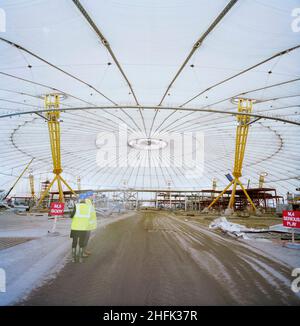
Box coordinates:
[160,214,300,305]
[22,211,300,305]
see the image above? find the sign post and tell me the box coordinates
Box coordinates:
[49,202,65,234]
[282,210,300,243]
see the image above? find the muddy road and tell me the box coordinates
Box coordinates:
[23,211,300,305]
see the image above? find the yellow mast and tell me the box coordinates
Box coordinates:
[3,158,34,200]
[37,94,76,206]
[259,172,267,188]
[207,99,256,211]
[29,170,36,199]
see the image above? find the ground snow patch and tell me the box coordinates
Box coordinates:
[209,217,267,238]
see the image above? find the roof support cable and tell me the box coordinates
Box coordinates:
[0,71,90,105]
[161,88,300,132]
[197,77,300,112]
[161,95,300,135]
[154,45,300,135]
[0,90,130,132]
[246,117,261,126]
[0,87,73,109]
[72,0,139,106]
[1,105,299,126]
[158,0,238,106]
[180,44,300,107]
[0,71,140,133]
[149,0,238,137]
[0,37,117,105]
[71,0,147,135]
[34,112,49,122]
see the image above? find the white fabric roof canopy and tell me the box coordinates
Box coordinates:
[0,0,299,196]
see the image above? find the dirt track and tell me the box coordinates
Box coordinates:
[23,211,300,305]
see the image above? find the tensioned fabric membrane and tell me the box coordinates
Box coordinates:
[0,0,299,196]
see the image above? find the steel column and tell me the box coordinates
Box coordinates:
[37,94,76,207]
[207,99,256,211]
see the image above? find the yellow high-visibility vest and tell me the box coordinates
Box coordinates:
[71,203,91,231]
[85,199,97,231]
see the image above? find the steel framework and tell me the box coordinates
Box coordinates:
[207,99,256,211]
[36,94,76,206]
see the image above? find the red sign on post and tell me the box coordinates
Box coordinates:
[49,202,65,216]
[282,210,300,229]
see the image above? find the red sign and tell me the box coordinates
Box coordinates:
[283,210,300,229]
[49,202,65,216]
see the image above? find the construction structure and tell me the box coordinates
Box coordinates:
[206,99,256,213]
[1,1,300,310]
[64,188,281,213]
[0,0,298,215]
[36,94,76,206]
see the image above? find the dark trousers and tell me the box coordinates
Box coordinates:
[70,230,88,249]
[83,231,91,247]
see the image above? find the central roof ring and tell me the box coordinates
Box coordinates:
[128,138,168,151]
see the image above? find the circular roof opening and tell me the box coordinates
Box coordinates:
[128,138,168,151]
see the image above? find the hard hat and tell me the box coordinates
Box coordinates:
[85,191,94,198]
[78,193,86,200]
[78,191,93,200]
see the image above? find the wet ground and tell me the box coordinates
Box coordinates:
[22,211,300,305]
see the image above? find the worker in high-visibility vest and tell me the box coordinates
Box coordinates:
[70,195,92,263]
[82,197,97,257]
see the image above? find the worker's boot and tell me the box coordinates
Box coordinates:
[83,247,91,257]
[78,247,83,263]
[72,247,77,263]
